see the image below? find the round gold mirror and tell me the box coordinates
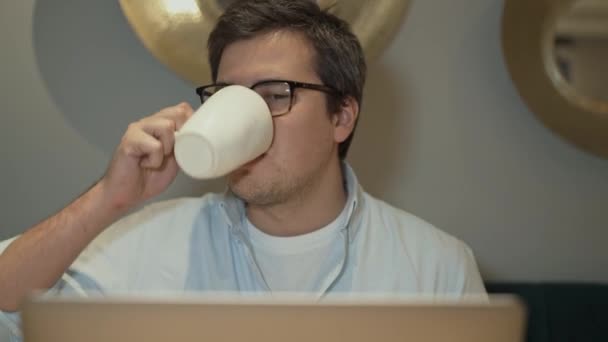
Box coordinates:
[551,0,608,108]
[502,0,608,158]
[119,0,409,86]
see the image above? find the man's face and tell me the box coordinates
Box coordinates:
[217,30,341,206]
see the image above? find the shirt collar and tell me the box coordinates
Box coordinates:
[219,162,364,244]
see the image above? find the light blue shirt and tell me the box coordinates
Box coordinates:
[0,165,486,340]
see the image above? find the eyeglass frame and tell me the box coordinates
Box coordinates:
[195,79,341,117]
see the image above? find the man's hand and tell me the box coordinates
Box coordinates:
[99,102,194,212]
[0,102,194,312]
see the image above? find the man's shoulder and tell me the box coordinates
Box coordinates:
[74,192,230,277]
[360,192,472,262]
[359,192,483,293]
[137,193,224,220]
[91,192,227,247]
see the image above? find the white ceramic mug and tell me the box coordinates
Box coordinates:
[174,85,273,179]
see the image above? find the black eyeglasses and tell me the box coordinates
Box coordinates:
[195,80,340,117]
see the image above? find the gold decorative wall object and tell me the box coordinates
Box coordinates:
[502,0,608,158]
[119,0,409,85]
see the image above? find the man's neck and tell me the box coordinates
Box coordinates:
[246,160,347,237]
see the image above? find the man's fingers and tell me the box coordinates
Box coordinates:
[123,128,165,169]
[138,118,176,156]
[118,102,195,169]
[154,102,194,131]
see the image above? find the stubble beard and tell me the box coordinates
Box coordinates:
[228,164,321,208]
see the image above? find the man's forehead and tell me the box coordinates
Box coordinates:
[220,30,314,58]
[216,30,318,84]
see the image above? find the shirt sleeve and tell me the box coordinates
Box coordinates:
[429,234,488,299]
[0,205,154,341]
[0,266,106,342]
[0,237,22,341]
[458,245,488,298]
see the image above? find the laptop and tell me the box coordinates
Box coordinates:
[22,294,525,342]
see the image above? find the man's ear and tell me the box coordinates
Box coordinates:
[333,96,359,144]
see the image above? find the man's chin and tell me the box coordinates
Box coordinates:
[227,171,278,206]
[228,181,258,205]
[228,154,266,183]
[243,153,266,168]
[227,168,256,198]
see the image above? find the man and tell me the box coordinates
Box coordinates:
[0,0,485,339]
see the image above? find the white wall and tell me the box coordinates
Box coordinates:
[1,0,607,283]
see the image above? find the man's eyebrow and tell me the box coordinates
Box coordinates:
[215,81,233,86]
[252,78,287,85]
[216,76,287,87]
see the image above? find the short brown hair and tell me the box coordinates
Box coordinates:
[208,0,367,160]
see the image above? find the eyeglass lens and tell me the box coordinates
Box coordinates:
[201,81,292,116]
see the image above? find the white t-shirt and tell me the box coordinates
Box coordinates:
[246,204,349,292]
